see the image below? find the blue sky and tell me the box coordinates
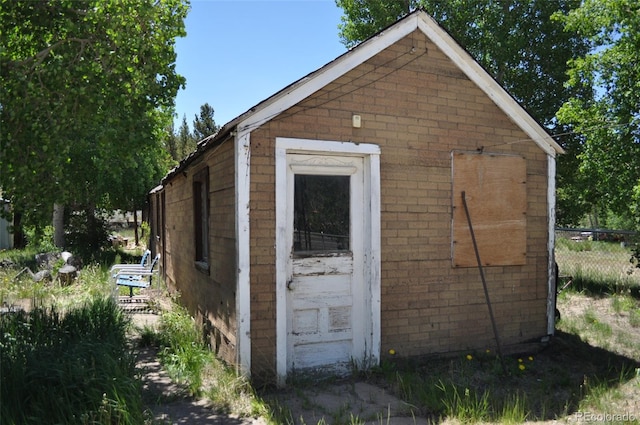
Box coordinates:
[173,0,348,129]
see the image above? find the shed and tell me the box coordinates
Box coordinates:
[150,10,563,385]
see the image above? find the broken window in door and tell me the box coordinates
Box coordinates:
[293,175,350,253]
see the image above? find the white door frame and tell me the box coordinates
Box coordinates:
[275,137,380,386]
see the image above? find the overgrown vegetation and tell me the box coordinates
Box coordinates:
[141,304,210,396]
[0,250,117,311]
[64,209,112,262]
[0,298,142,424]
[0,247,149,424]
[137,300,271,419]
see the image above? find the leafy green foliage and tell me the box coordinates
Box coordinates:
[23,224,58,252]
[64,208,111,262]
[337,0,413,49]
[0,0,188,232]
[554,0,640,227]
[0,298,142,424]
[631,242,640,273]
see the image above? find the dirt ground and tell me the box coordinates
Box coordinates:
[559,292,640,359]
[128,289,640,425]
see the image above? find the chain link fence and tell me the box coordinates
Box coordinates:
[555,228,640,290]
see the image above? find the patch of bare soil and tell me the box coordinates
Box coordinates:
[559,292,640,359]
[552,293,640,423]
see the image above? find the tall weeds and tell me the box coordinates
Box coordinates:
[157,305,210,395]
[0,297,143,424]
[141,302,267,418]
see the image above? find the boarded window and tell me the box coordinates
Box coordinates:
[193,167,209,269]
[451,152,527,267]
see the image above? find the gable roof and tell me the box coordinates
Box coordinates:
[163,9,562,184]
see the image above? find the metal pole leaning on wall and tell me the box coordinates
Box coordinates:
[461,191,507,374]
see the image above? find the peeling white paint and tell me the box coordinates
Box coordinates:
[275,138,380,386]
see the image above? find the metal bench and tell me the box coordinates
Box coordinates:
[114,254,160,297]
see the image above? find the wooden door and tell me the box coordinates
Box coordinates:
[285,154,365,374]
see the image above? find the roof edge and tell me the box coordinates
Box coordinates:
[414,11,564,156]
[161,8,563,187]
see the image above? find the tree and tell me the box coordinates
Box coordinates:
[0,0,188,248]
[554,0,640,228]
[192,102,219,141]
[336,0,593,224]
[178,114,196,159]
[165,120,180,163]
[336,1,588,128]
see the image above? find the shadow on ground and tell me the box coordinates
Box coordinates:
[258,330,639,424]
[137,346,265,425]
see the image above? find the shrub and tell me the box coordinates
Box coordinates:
[65,209,111,262]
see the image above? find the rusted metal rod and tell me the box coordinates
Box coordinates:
[461,191,507,374]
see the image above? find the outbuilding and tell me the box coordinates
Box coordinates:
[149,10,563,385]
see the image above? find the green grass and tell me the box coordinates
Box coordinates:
[0,247,149,424]
[499,392,528,424]
[139,302,270,419]
[611,294,640,329]
[0,298,143,424]
[556,239,640,298]
[437,381,491,423]
[612,294,637,314]
[154,305,210,396]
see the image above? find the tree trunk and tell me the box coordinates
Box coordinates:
[57,265,77,286]
[13,211,25,248]
[53,203,65,248]
[85,204,99,252]
[133,210,139,246]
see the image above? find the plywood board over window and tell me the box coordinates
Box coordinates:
[451,152,527,267]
